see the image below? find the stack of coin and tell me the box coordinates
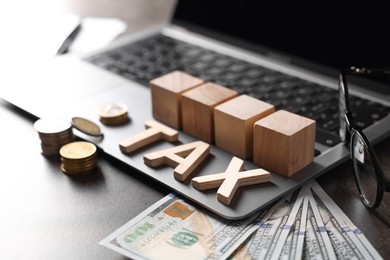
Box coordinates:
[59,141,97,175]
[98,102,129,125]
[33,118,75,156]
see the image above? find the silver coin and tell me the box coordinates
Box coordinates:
[99,102,128,119]
[33,118,72,134]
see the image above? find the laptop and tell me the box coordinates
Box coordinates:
[2,0,390,219]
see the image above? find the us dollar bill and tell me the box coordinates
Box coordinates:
[230,188,304,259]
[268,186,306,260]
[304,192,337,259]
[310,181,383,260]
[100,182,383,260]
[279,186,309,260]
[100,193,263,260]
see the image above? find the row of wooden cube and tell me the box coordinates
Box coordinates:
[150,71,315,177]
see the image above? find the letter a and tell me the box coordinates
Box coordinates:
[143,141,210,182]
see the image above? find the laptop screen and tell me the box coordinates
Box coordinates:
[173,1,390,90]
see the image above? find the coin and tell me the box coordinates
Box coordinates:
[60,162,97,175]
[60,141,97,160]
[34,118,72,134]
[98,102,129,125]
[34,118,74,156]
[40,143,63,156]
[38,131,75,145]
[71,117,103,137]
[59,141,98,174]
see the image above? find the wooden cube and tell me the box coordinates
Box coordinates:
[253,110,316,177]
[150,71,204,129]
[181,83,238,143]
[214,95,275,159]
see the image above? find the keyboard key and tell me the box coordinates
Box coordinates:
[316,128,341,146]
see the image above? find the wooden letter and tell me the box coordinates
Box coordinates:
[144,141,210,182]
[119,120,178,153]
[192,157,271,205]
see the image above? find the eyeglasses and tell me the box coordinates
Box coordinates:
[339,66,390,209]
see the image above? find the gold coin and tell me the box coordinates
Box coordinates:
[62,160,97,169]
[61,154,97,165]
[98,102,129,125]
[99,102,128,118]
[61,160,97,170]
[99,114,129,125]
[60,162,96,175]
[71,117,103,137]
[60,141,97,160]
[59,141,98,174]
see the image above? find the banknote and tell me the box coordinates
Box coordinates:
[310,190,366,259]
[230,188,304,259]
[100,181,382,260]
[304,192,337,259]
[278,186,309,260]
[267,187,306,260]
[310,181,383,260]
[100,193,263,260]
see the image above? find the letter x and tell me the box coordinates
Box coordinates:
[192,157,271,205]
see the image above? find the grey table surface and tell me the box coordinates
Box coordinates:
[0,0,389,259]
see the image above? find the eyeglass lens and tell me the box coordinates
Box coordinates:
[351,132,380,208]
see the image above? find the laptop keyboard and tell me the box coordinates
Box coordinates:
[84,34,389,148]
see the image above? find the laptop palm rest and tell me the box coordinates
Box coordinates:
[3,56,339,219]
[58,76,333,220]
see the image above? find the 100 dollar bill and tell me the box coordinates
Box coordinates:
[100,193,263,260]
[101,182,383,259]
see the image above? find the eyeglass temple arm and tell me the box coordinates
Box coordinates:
[348,66,390,75]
